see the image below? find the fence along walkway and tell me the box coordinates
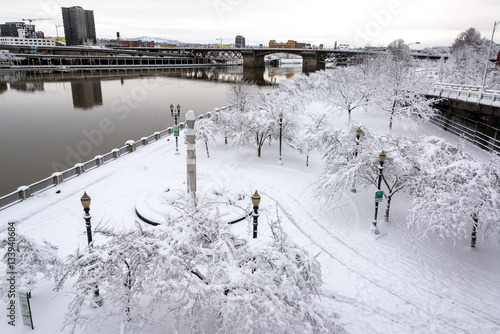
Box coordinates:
[0,111,216,211]
[427,84,500,154]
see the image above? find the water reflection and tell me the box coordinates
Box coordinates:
[71,80,103,110]
[0,65,309,196]
[0,65,304,88]
[10,81,44,92]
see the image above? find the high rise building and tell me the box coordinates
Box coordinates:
[84,10,96,45]
[0,22,36,38]
[62,6,96,46]
[235,35,245,48]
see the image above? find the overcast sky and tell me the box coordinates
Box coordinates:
[2,0,500,48]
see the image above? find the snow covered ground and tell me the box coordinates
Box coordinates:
[1,102,499,333]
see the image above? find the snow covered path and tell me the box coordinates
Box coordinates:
[247,157,500,334]
[1,107,499,333]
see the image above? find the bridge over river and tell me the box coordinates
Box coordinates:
[0,44,446,71]
[118,46,447,71]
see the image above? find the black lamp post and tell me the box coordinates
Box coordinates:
[170,103,181,155]
[351,127,362,193]
[252,191,261,239]
[80,192,93,246]
[371,151,386,235]
[80,192,103,307]
[279,112,283,165]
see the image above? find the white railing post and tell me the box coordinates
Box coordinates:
[125,140,136,152]
[75,163,85,175]
[52,172,63,185]
[17,186,30,200]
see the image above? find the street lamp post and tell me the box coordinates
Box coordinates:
[252,191,261,239]
[482,21,499,91]
[80,192,93,246]
[354,127,362,157]
[80,192,103,307]
[279,112,283,165]
[371,151,386,235]
[170,103,181,155]
[351,127,362,193]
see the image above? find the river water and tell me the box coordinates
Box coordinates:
[0,65,305,196]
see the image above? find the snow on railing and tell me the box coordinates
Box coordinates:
[0,109,220,211]
[428,83,500,107]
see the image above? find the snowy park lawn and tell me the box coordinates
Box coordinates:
[1,101,500,334]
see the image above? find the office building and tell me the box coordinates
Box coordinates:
[62,6,96,46]
[235,35,245,48]
[0,36,55,46]
[0,22,36,38]
[0,21,52,46]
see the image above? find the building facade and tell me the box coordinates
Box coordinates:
[0,22,37,38]
[235,35,245,48]
[117,40,155,47]
[0,21,51,46]
[62,6,96,46]
[0,37,55,46]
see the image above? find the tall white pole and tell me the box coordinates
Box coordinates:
[482,21,499,90]
[185,110,197,207]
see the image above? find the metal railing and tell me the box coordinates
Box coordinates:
[430,111,500,154]
[428,83,500,106]
[0,109,219,211]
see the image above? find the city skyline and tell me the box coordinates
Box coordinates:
[1,0,499,48]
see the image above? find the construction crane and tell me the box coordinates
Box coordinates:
[55,24,63,38]
[22,18,51,24]
[216,37,232,47]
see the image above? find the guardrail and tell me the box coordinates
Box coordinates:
[0,110,219,211]
[428,83,500,106]
[430,112,500,154]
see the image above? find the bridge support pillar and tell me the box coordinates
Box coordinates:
[242,52,265,68]
[302,51,325,71]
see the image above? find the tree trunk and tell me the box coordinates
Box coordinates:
[225,136,227,145]
[384,194,392,222]
[306,155,309,167]
[389,100,397,130]
[205,140,210,158]
[471,214,478,248]
[257,132,261,157]
[124,261,132,321]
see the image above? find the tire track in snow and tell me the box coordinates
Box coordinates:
[262,190,472,334]
[332,195,500,332]
[387,209,500,329]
